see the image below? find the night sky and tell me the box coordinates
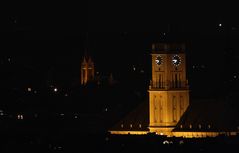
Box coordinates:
[1,2,239,96]
[1,3,239,152]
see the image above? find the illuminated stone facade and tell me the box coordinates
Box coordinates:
[148,43,189,135]
[81,56,94,85]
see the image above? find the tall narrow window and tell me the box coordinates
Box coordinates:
[173,96,177,122]
[155,73,158,88]
[157,73,160,88]
[154,96,158,123]
[175,74,178,88]
[159,96,163,123]
[179,74,181,88]
[180,96,184,116]
[159,74,162,88]
[172,74,174,88]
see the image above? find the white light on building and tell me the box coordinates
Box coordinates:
[163,140,169,144]
[17,114,24,120]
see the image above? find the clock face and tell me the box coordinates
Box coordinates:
[172,55,181,66]
[155,56,163,65]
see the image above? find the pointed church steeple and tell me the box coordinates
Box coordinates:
[81,32,95,85]
[88,56,92,63]
[82,56,87,63]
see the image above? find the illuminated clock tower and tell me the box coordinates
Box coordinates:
[148,43,189,136]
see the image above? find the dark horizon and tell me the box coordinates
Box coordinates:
[1,31,239,97]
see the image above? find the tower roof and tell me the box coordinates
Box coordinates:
[82,56,87,63]
[88,56,93,63]
[152,43,185,54]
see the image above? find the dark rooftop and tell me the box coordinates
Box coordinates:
[174,99,239,132]
[109,99,149,132]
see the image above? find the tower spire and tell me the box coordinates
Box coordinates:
[81,32,95,85]
[84,32,89,58]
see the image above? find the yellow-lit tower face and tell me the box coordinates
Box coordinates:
[149,43,189,136]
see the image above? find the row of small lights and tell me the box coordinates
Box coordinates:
[119,123,214,129]
[0,111,82,120]
[121,124,211,129]
[180,124,211,129]
[1,107,109,119]
[121,123,142,128]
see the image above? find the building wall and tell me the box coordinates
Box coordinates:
[149,44,189,134]
[149,90,189,128]
[110,131,148,135]
[109,130,239,138]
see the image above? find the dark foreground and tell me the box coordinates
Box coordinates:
[0,130,239,153]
